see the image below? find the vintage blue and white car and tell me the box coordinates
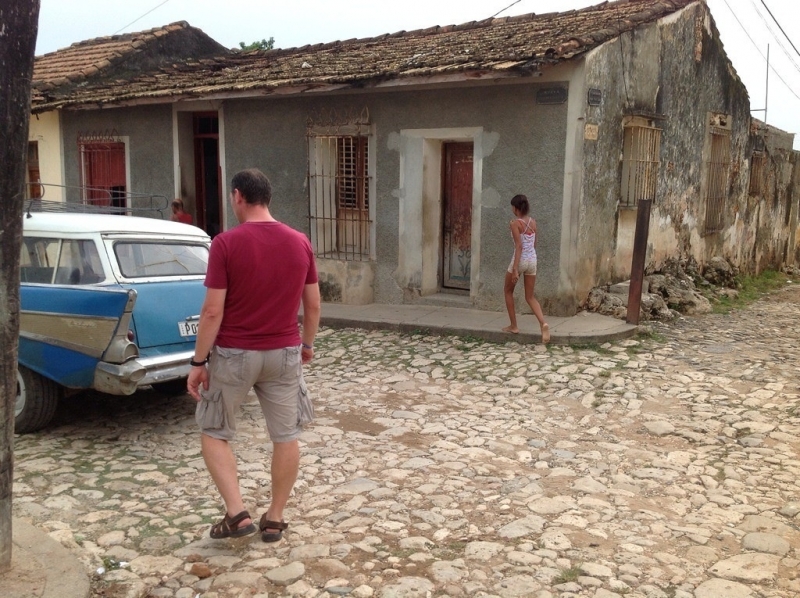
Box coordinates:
[17,212,210,433]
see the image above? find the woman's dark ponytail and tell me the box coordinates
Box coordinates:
[510,194,529,216]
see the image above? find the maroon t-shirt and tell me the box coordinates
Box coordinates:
[205,221,318,350]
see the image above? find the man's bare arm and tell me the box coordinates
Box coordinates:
[300,282,321,363]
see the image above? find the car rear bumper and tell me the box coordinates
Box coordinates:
[93,350,193,395]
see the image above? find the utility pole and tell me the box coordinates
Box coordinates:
[0,0,41,573]
[752,44,770,123]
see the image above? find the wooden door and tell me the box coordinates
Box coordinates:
[442,142,474,290]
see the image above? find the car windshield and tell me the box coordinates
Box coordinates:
[114,242,208,278]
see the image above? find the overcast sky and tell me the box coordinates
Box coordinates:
[35,0,800,149]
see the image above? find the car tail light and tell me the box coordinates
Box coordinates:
[127,330,135,342]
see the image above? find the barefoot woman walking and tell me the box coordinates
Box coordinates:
[502,194,550,343]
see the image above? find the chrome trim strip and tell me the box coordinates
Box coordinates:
[136,350,193,386]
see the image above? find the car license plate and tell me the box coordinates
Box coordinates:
[178,321,199,337]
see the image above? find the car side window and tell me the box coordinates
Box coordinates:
[53,240,104,284]
[20,237,60,283]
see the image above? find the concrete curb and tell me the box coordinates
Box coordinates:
[2,518,90,598]
[319,313,638,346]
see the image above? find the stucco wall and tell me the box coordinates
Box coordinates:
[28,110,64,201]
[60,105,175,216]
[743,123,799,273]
[221,82,568,310]
[576,2,786,293]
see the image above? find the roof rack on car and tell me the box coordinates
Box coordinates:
[25,183,170,219]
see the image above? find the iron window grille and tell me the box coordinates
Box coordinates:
[620,123,662,207]
[78,132,127,209]
[704,126,731,233]
[307,118,373,261]
[748,151,766,196]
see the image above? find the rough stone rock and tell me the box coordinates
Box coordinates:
[741,532,791,555]
[694,578,753,598]
[703,256,737,287]
[379,576,435,597]
[128,555,182,576]
[708,553,780,583]
[265,561,305,586]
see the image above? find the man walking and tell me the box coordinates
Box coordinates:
[187,168,320,542]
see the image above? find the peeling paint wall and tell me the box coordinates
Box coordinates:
[316,258,375,305]
[576,2,797,292]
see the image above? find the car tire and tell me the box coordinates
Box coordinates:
[16,366,61,434]
[151,378,189,396]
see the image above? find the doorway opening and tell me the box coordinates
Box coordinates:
[193,113,222,237]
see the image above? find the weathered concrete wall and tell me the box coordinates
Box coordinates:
[316,259,375,305]
[742,122,799,273]
[575,2,793,292]
[222,82,568,310]
[60,105,175,215]
[578,17,665,298]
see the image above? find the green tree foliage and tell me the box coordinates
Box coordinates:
[238,38,275,51]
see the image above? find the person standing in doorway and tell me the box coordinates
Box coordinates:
[187,168,321,542]
[171,197,194,224]
[502,193,550,343]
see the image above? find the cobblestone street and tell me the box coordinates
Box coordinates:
[12,284,800,598]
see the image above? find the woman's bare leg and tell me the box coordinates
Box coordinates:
[503,271,519,333]
[523,274,549,342]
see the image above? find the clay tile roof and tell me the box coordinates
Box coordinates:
[32,0,697,112]
[31,21,229,106]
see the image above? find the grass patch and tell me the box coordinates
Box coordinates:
[572,343,613,355]
[637,328,666,343]
[553,564,584,584]
[711,270,794,314]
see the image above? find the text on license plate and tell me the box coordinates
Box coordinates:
[178,321,199,337]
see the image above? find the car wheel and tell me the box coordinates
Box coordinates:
[16,366,61,434]
[151,378,189,396]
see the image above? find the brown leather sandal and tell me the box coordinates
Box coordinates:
[209,510,257,539]
[259,513,289,543]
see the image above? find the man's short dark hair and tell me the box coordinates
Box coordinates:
[231,169,272,206]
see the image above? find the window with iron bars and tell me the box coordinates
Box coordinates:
[307,133,373,261]
[748,151,766,196]
[704,126,731,233]
[620,121,661,207]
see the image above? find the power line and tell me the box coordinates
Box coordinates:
[113,0,172,35]
[490,0,523,19]
[748,0,800,76]
[719,0,800,104]
[759,0,800,59]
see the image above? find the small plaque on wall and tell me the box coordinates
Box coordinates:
[536,87,568,104]
[584,123,599,140]
[588,88,602,106]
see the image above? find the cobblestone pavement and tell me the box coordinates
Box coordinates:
[12,285,800,598]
